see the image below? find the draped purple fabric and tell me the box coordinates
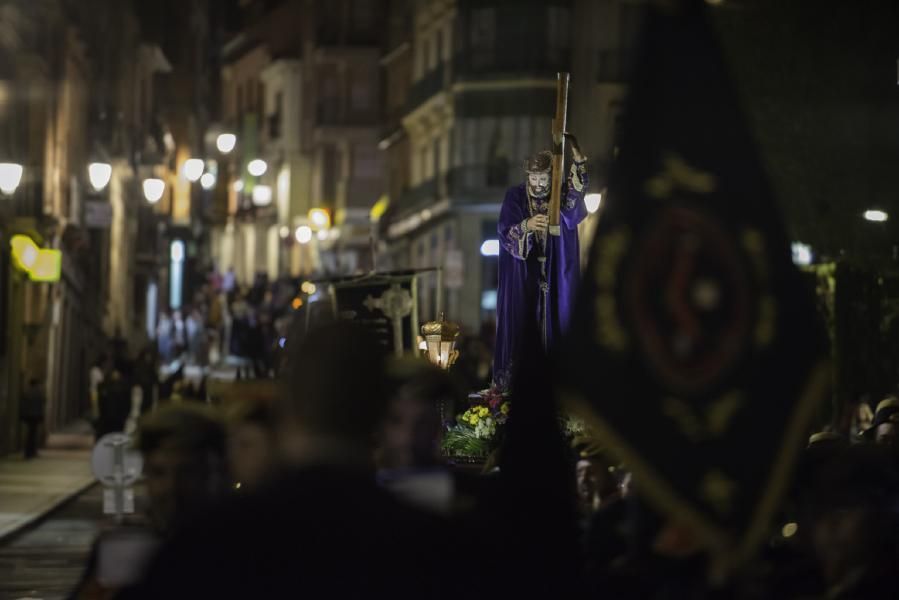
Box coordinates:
[493,162,588,390]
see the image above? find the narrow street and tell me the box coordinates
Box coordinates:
[0,484,102,600]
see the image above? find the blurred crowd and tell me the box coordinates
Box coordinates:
[64,316,899,599]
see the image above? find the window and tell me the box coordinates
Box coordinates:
[470,8,495,69]
[322,146,337,204]
[353,144,381,179]
[351,0,375,34]
[270,91,283,138]
[350,76,373,112]
[547,6,570,63]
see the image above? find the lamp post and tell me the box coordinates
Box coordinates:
[0,163,24,195]
[143,178,165,204]
[88,162,113,192]
[420,312,460,370]
[216,133,236,154]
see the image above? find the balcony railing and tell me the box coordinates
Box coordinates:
[447,164,515,206]
[406,63,446,113]
[596,49,636,83]
[315,105,378,127]
[453,40,570,82]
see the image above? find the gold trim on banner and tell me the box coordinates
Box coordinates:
[560,359,831,581]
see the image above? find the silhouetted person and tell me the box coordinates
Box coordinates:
[96,365,132,437]
[20,378,45,459]
[119,322,465,599]
[72,405,228,598]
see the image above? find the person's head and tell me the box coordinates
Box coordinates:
[225,389,278,489]
[136,405,228,535]
[864,396,899,448]
[798,444,899,583]
[279,321,388,464]
[378,359,460,470]
[572,438,619,513]
[524,150,552,198]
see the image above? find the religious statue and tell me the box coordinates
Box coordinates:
[493,136,588,390]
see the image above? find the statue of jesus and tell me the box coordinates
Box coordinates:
[493,135,588,391]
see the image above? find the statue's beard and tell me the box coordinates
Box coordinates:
[528,183,549,198]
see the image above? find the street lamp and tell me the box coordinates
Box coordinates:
[295,225,312,244]
[88,162,112,191]
[309,208,330,229]
[420,313,460,370]
[864,209,888,222]
[585,193,602,214]
[0,163,24,195]
[480,239,500,256]
[183,158,204,182]
[279,226,290,239]
[233,180,244,193]
[247,159,267,177]
[252,184,272,206]
[143,178,165,204]
[216,133,236,154]
[200,172,216,190]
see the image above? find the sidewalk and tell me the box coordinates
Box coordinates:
[0,421,96,541]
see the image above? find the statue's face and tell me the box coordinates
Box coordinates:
[527,172,551,198]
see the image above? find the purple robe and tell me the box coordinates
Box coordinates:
[493,161,588,390]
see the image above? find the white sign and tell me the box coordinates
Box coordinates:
[85,201,113,228]
[91,433,143,487]
[103,487,135,514]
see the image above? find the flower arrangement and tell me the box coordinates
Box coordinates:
[442,387,511,459]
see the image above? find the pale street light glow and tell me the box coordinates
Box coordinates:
[216,133,236,153]
[143,178,165,203]
[0,163,24,195]
[317,229,328,241]
[480,239,500,256]
[791,242,813,266]
[233,180,244,193]
[88,162,112,191]
[585,193,602,214]
[247,159,267,177]
[295,225,312,244]
[170,239,185,263]
[252,185,273,206]
[309,208,330,229]
[183,158,205,182]
[279,226,290,239]
[200,172,216,190]
[864,209,888,222]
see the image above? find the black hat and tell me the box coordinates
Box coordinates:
[864,396,899,439]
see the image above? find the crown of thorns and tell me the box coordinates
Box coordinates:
[523,151,553,174]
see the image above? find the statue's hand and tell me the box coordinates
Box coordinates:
[564,132,586,163]
[526,214,548,233]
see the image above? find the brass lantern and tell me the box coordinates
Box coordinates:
[420,312,460,370]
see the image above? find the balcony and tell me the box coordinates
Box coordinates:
[596,49,636,83]
[397,177,439,214]
[406,63,446,113]
[453,40,570,83]
[315,105,378,128]
[447,164,514,206]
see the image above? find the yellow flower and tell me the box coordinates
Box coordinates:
[500,403,510,415]
[478,406,489,417]
[468,414,479,425]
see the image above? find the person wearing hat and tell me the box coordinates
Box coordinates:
[863,396,899,447]
[493,135,588,391]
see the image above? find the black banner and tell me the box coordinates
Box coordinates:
[558,0,830,574]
